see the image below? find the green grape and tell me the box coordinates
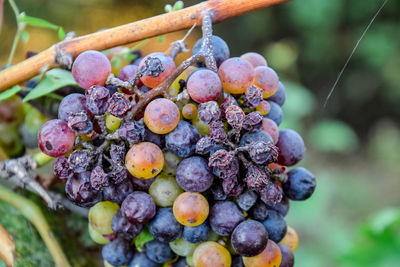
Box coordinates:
[169,237,198,256]
[162,150,182,175]
[208,231,220,242]
[89,201,119,235]
[88,223,109,245]
[168,66,197,97]
[149,173,183,207]
[186,254,194,267]
[192,116,210,135]
[105,113,122,132]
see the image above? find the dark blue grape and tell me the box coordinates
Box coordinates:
[265,195,290,216]
[250,201,269,221]
[261,210,287,243]
[264,101,282,126]
[236,190,258,211]
[182,221,210,243]
[267,81,286,106]
[209,201,244,236]
[231,220,268,257]
[279,244,295,267]
[102,237,134,267]
[276,129,306,166]
[103,179,134,205]
[121,192,156,224]
[283,167,315,200]
[145,240,174,263]
[149,208,182,243]
[111,209,143,240]
[176,156,214,192]
[165,121,201,158]
[173,257,188,267]
[239,130,273,147]
[232,255,244,267]
[128,251,159,267]
[192,35,230,67]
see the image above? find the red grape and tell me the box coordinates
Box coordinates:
[218,57,255,94]
[72,50,111,89]
[241,52,268,68]
[138,52,176,88]
[38,119,75,157]
[187,68,222,103]
[254,66,279,98]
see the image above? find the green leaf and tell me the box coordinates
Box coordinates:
[157,35,165,43]
[133,227,154,252]
[58,27,65,40]
[164,4,173,13]
[20,30,29,43]
[19,15,59,30]
[111,57,121,69]
[173,1,184,11]
[23,69,77,102]
[0,85,22,102]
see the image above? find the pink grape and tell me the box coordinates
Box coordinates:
[138,52,176,88]
[38,119,75,157]
[72,50,111,89]
[187,69,222,103]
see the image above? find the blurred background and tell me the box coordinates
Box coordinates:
[1,0,400,266]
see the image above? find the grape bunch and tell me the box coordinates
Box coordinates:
[38,34,316,267]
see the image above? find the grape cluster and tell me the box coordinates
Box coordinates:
[38,35,316,267]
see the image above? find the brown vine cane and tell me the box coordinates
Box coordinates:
[0,0,290,92]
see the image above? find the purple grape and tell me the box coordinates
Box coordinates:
[173,257,188,267]
[85,85,110,115]
[108,92,132,118]
[128,251,159,267]
[109,143,126,164]
[236,190,258,211]
[239,130,273,147]
[231,220,268,257]
[182,221,210,243]
[176,156,214,192]
[165,121,201,158]
[58,93,87,122]
[53,156,73,180]
[111,209,143,240]
[65,172,101,207]
[149,208,183,243]
[143,128,165,148]
[250,201,269,221]
[102,237,133,267]
[265,195,290,217]
[279,244,295,267]
[209,201,244,236]
[261,210,287,243]
[283,167,316,200]
[90,166,109,191]
[267,81,286,106]
[103,179,134,205]
[118,121,144,145]
[264,101,283,126]
[67,111,93,134]
[121,192,156,224]
[130,175,155,191]
[108,165,128,185]
[276,129,306,166]
[192,35,230,67]
[145,240,174,264]
[117,64,138,81]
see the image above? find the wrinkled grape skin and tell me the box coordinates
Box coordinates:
[193,35,230,67]
[150,208,183,243]
[193,241,231,267]
[121,192,156,224]
[72,50,111,89]
[231,220,268,257]
[276,129,306,166]
[240,130,273,147]
[278,244,294,267]
[173,192,209,227]
[125,142,164,179]
[176,156,214,193]
[89,201,119,235]
[139,52,176,88]
[279,226,299,253]
[166,121,201,158]
[209,201,245,236]
[183,221,210,244]
[38,119,75,157]
[65,172,102,207]
[111,209,143,240]
[103,179,134,205]
[254,66,279,98]
[58,93,87,122]
[261,118,279,144]
[149,174,183,207]
[264,101,283,126]
[128,251,159,267]
[144,98,180,134]
[187,69,222,103]
[262,210,287,243]
[283,167,316,200]
[243,240,282,267]
[218,57,255,94]
[265,195,290,217]
[267,81,286,106]
[102,237,134,267]
[145,240,175,263]
[241,52,268,68]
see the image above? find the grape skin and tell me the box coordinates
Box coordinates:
[89,201,119,235]
[102,237,134,267]
[145,240,175,263]
[261,118,279,144]
[283,167,316,200]
[192,35,230,67]
[125,142,164,179]
[149,173,183,207]
[144,98,180,134]
[267,81,286,106]
[176,156,214,193]
[38,119,75,157]
[72,50,111,89]
[279,226,299,253]
[241,52,268,68]
[121,191,156,224]
[58,93,88,122]
[149,208,183,243]
[218,57,255,94]
[209,201,245,236]
[139,52,176,88]
[278,244,294,267]
[128,251,159,267]
[276,129,306,166]
[231,220,268,257]
[242,239,282,267]
[193,241,231,267]
[254,66,279,98]
[169,237,198,257]
[111,209,143,240]
[261,210,287,243]
[182,221,211,244]
[165,120,201,158]
[173,192,209,227]
[264,101,283,126]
